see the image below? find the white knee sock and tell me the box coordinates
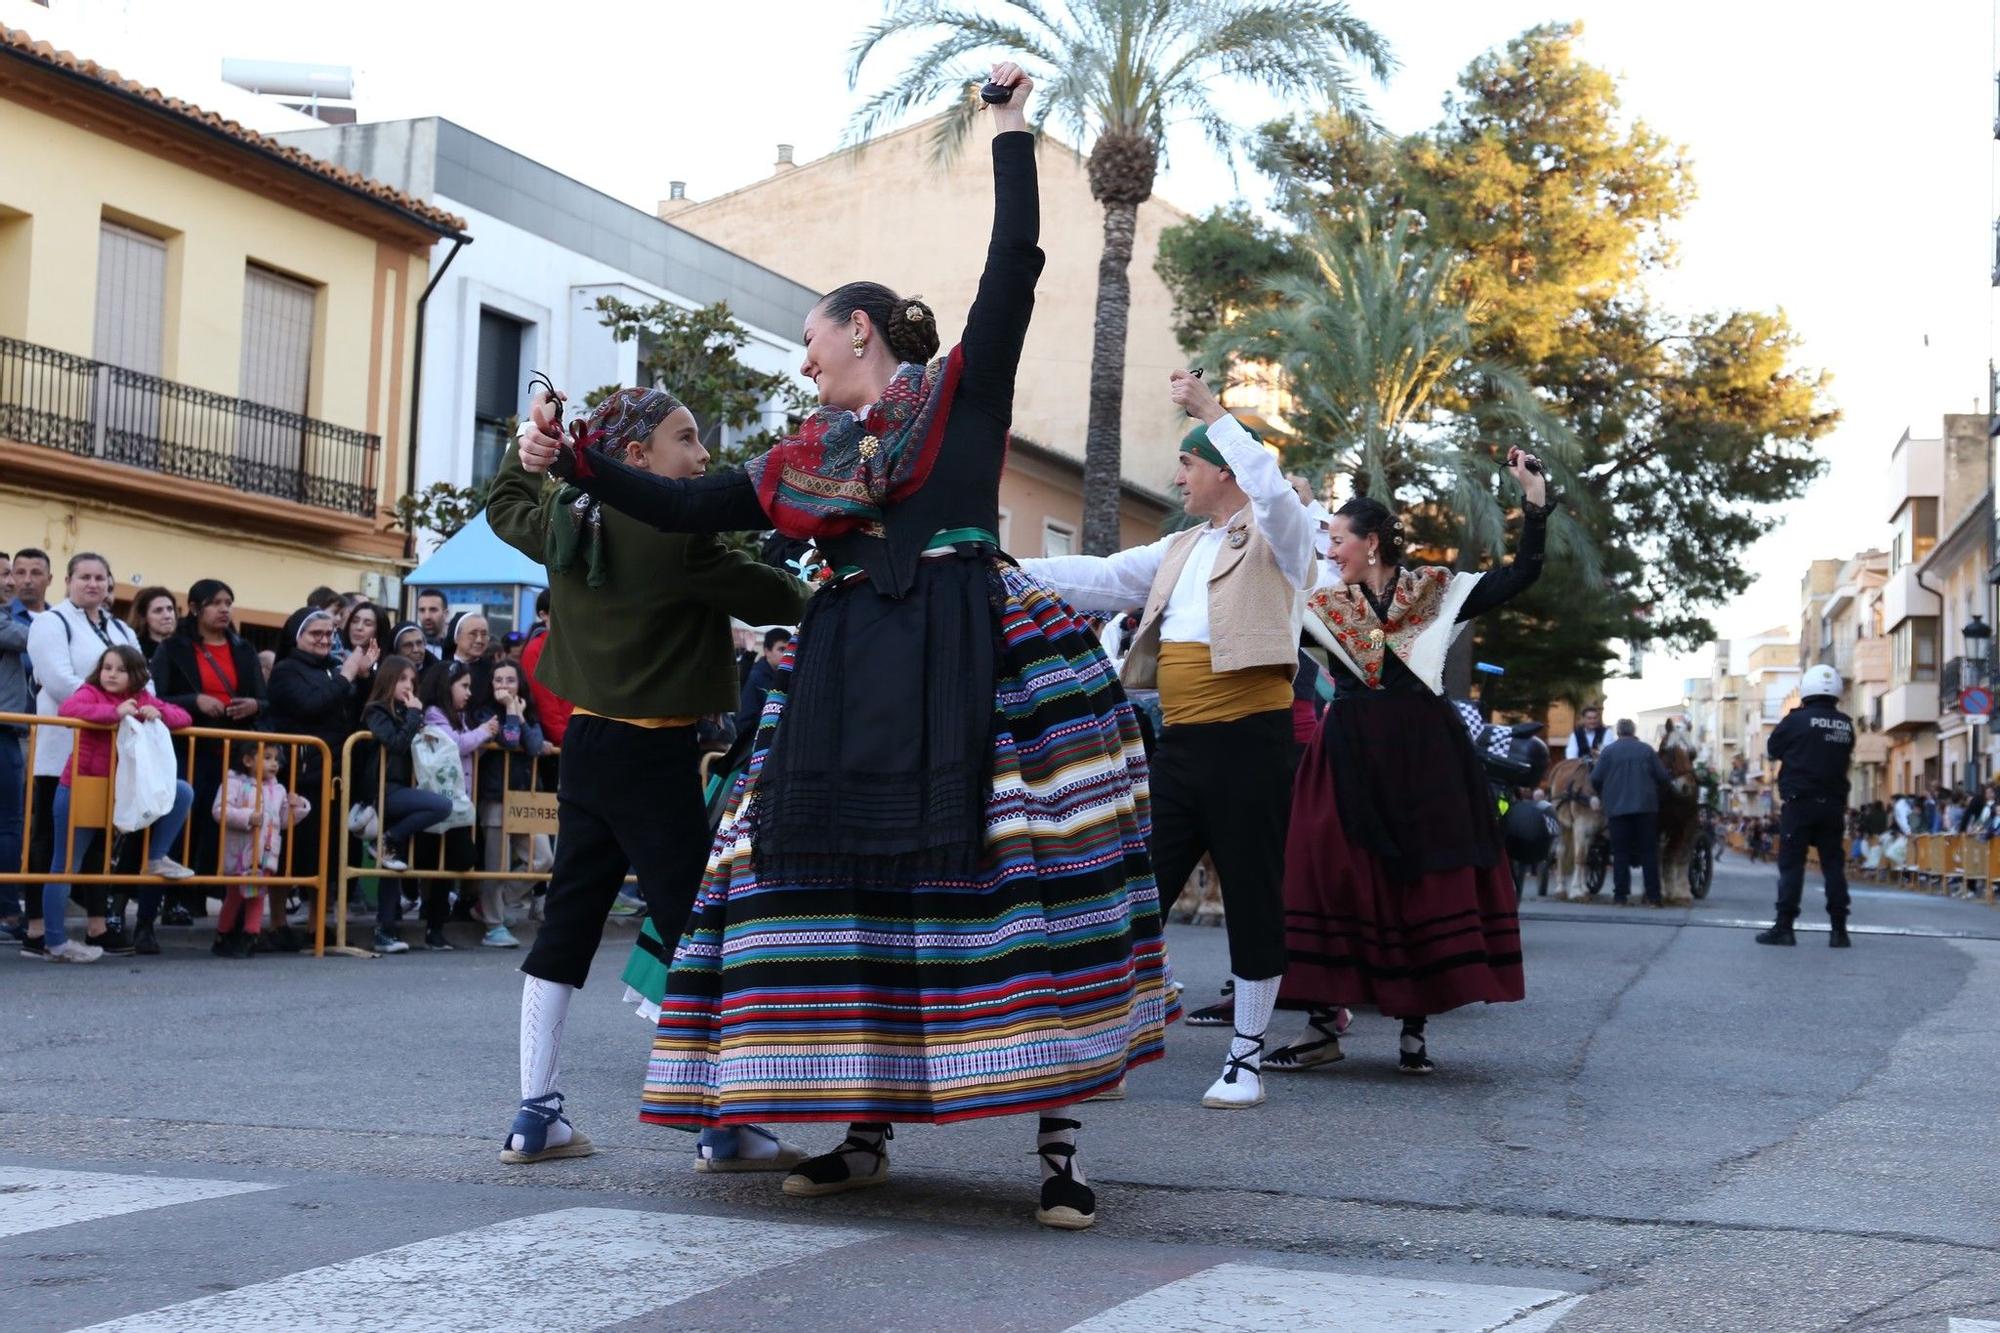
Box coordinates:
[520,975,573,1099]
[1230,974,1280,1067]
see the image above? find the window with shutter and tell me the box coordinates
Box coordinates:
[92,222,166,465]
[237,265,316,500]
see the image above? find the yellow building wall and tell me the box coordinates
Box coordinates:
[666,121,1192,497]
[0,97,404,449]
[0,492,388,629]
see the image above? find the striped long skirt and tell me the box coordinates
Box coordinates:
[638,566,1173,1127]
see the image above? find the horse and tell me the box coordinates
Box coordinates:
[1546,756,1604,900]
[1657,731,1701,905]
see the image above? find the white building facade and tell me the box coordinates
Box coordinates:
[277,118,818,517]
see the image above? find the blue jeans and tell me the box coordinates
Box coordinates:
[378,787,453,927]
[0,733,22,919]
[43,780,194,947]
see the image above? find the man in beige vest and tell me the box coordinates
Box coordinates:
[1025,370,1317,1112]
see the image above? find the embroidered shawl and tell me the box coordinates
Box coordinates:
[1305,565,1482,695]
[746,347,966,541]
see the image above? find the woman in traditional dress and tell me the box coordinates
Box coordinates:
[516,63,1171,1231]
[1266,451,1551,1075]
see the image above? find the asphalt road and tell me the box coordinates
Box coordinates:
[1,851,1996,1331]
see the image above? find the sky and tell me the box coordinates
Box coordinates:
[13,0,1998,717]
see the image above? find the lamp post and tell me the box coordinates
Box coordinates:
[1965,614,1992,785]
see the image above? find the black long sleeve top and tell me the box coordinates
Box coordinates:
[557,132,1045,596]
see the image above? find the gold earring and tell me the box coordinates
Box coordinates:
[852,336,866,358]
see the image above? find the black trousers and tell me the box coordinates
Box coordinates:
[522,716,709,989]
[1775,794,1850,922]
[1150,708,1293,981]
[1608,811,1662,903]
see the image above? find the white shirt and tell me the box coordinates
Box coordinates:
[1025,414,1317,643]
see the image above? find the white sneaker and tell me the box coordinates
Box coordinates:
[147,857,196,881]
[47,939,105,964]
[377,847,409,872]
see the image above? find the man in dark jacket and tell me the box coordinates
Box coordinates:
[1591,719,1670,904]
[732,627,791,741]
[1758,664,1856,947]
[489,385,806,1170]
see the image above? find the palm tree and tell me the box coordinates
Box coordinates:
[1205,215,1595,570]
[847,0,1393,555]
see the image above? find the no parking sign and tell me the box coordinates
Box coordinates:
[1961,686,1993,723]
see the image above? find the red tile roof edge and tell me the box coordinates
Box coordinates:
[1,25,468,238]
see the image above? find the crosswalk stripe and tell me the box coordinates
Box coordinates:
[1061,1262,1583,1332]
[0,1167,273,1241]
[1950,1321,2000,1331]
[79,1205,879,1332]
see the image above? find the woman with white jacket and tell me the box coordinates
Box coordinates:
[24,553,139,956]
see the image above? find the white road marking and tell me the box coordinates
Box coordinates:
[0,1166,273,1240]
[1949,1321,2000,1332]
[80,1205,878,1332]
[1062,1262,1582,1332]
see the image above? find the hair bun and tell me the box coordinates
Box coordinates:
[886,295,940,364]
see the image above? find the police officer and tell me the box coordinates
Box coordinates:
[1757,664,1856,948]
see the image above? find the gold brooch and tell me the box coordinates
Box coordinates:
[858,435,880,460]
[1368,627,1386,644]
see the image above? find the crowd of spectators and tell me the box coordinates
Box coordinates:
[0,555,708,963]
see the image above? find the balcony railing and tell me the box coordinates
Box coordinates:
[1941,652,1999,701]
[0,336,378,518]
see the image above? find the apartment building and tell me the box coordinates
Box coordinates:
[0,26,463,627]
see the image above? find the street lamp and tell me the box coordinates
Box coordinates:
[1966,615,1993,784]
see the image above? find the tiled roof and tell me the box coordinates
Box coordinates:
[0,26,467,237]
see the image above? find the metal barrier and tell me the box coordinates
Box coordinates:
[332,732,567,957]
[0,711,336,955]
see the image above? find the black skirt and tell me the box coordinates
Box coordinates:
[751,553,999,883]
[1324,685,1501,882]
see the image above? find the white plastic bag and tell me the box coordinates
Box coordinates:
[113,716,177,833]
[408,725,474,832]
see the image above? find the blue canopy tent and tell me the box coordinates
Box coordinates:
[405,512,546,636]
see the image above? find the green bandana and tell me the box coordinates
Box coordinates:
[1179,418,1261,472]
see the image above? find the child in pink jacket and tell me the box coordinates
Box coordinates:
[36,646,195,963]
[211,743,312,958]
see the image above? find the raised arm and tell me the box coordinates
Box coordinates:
[552,443,771,535]
[956,127,1044,409]
[1456,451,1555,622]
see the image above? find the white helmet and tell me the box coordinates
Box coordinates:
[1801,664,1841,699]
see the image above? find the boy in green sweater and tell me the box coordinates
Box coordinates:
[486,385,806,1168]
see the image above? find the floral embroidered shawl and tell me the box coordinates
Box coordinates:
[746,347,965,541]
[1306,566,1455,689]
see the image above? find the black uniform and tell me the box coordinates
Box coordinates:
[1768,696,1855,923]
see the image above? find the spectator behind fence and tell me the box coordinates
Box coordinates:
[409,658,484,950]
[12,548,51,615]
[427,612,495,718]
[340,603,384,729]
[0,552,12,604]
[25,553,140,954]
[518,593,571,749]
[266,607,378,948]
[0,560,30,937]
[150,578,265,924]
[358,658,454,954]
[475,659,547,949]
[415,588,449,661]
[211,742,312,959]
[129,587,178,662]
[388,621,428,668]
[31,645,196,963]
[733,627,792,742]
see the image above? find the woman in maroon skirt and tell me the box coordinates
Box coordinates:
[1269,448,1552,1075]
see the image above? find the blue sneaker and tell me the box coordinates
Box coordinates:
[481,925,520,949]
